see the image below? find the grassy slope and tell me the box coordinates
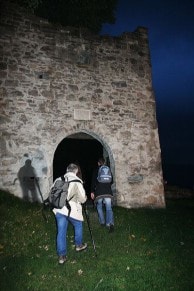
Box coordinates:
[0,191,194,290]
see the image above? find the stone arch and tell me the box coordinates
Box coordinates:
[52,129,116,199]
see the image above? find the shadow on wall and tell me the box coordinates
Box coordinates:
[15,159,43,202]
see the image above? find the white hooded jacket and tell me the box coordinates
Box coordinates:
[52,172,87,221]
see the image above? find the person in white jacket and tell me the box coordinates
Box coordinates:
[52,163,87,264]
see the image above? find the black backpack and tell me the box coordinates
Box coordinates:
[48,176,81,215]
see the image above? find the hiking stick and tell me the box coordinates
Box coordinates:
[34,178,48,223]
[83,204,97,257]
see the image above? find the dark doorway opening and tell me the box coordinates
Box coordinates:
[53,137,103,196]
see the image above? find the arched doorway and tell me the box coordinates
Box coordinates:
[53,133,104,197]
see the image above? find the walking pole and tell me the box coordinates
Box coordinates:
[83,204,97,257]
[35,178,48,223]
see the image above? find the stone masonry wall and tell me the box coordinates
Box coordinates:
[0,1,165,208]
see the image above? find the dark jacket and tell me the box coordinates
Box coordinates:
[91,166,113,201]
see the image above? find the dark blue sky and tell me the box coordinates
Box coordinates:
[101,0,194,173]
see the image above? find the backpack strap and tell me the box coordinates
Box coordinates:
[61,175,81,184]
[65,178,82,216]
[61,175,67,182]
[64,178,82,201]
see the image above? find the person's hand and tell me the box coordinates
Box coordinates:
[91,192,95,200]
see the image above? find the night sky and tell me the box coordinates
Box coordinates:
[101,0,194,188]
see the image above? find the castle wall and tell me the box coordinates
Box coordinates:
[0,1,165,208]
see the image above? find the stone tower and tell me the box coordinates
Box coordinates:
[0,1,165,208]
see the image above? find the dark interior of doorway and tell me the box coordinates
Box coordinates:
[53,138,103,197]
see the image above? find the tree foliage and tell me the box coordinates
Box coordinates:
[14,0,118,33]
[14,0,42,11]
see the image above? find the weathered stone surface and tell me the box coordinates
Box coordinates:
[0,0,165,208]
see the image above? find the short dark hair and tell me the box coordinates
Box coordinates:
[66,163,78,173]
[98,157,105,165]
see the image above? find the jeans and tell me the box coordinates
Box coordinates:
[96,197,114,226]
[55,213,83,256]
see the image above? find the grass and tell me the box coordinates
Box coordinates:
[0,190,194,290]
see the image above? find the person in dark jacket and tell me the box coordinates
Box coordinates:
[90,157,114,232]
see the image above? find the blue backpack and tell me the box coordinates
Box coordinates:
[97,165,112,183]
